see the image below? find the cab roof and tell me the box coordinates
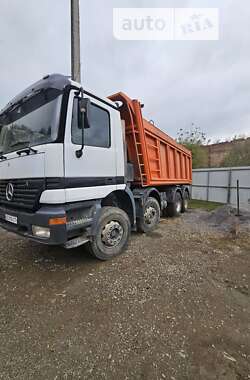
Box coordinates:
[0,74,118,115]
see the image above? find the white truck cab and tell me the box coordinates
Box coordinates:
[0,74,134,259]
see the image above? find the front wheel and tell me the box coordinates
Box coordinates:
[86,207,131,261]
[137,197,161,233]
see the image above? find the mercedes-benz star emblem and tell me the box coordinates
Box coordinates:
[6,183,14,201]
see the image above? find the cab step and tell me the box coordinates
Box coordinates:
[64,234,89,249]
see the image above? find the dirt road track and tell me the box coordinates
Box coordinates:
[0,209,249,380]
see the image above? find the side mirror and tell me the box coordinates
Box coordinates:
[78,98,91,129]
[75,97,91,159]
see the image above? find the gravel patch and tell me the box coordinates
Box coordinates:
[0,208,249,380]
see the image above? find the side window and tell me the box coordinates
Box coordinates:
[71,98,110,148]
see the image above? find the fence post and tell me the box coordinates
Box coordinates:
[227,169,232,204]
[206,171,210,201]
[236,179,240,216]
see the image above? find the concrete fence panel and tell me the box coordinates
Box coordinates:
[192,166,250,211]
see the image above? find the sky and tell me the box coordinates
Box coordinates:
[0,0,249,142]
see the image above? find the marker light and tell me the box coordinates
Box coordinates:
[49,217,67,226]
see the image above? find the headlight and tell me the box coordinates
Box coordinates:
[32,225,50,239]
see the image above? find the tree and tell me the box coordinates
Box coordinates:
[222,138,250,167]
[177,125,209,169]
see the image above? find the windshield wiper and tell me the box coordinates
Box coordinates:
[9,141,37,155]
[16,146,38,156]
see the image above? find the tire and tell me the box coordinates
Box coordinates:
[165,192,182,217]
[137,197,161,233]
[86,207,131,261]
[181,191,189,213]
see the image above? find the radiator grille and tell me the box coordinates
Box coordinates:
[0,178,45,211]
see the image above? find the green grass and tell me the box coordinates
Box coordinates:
[189,199,223,211]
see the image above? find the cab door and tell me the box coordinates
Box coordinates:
[63,90,120,203]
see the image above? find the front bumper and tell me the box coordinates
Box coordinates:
[0,200,100,247]
[0,205,68,245]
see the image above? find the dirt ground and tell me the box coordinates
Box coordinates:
[0,207,249,380]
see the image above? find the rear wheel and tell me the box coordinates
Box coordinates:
[181,191,189,213]
[86,207,130,261]
[137,197,161,233]
[165,192,182,217]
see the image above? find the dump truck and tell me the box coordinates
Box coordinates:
[0,74,192,260]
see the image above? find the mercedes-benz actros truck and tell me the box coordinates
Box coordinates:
[0,74,192,260]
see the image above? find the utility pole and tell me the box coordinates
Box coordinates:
[71,0,81,83]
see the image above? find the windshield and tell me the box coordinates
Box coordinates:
[0,88,62,154]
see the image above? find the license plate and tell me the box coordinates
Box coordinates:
[5,214,18,224]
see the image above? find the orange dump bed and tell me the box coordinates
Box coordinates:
[109,92,192,187]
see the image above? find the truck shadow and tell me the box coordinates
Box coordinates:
[24,240,99,267]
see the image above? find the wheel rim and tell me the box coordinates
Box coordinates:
[144,206,157,225]
[184,199,188,210]
[176,201,182,214]
[101,220,124,247]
